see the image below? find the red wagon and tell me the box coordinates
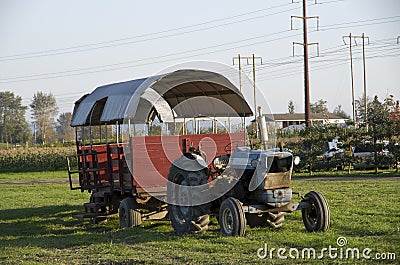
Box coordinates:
[67,69,252,226]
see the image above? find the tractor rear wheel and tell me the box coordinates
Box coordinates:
[219,197,246,236]
[167,165,210,236]
[119,197,142,228]
[302,191,330,232]
[246,212,285,229]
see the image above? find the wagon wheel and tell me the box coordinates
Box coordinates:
[302,191,330,232]
[119,197,142,228]
[246,212,285,229]
[219,197,246,236]
[167,165,210,236]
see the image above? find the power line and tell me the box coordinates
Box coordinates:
[256,37,399,75]
[2,34,396,84]
[319,15,400,30]
[258,44,399,70]
[11,13,397,64]
[0,31,302,83]
[1,30,291,81]
[255,37,400,81]
[1,1,371,62]
[256,52,400,82]
[2,29,397,84]
[18,45,400,107]
[0,12,397,75]
[0,4,299,61]
[256,44,347,70]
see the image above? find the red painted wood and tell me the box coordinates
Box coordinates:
[77,132,245,192]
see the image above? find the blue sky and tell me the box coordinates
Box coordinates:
[0,0,399,121]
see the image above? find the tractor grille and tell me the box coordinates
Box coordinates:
[269,156,292,173]
[262,171,291,189]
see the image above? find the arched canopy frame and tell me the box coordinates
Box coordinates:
[70,69,253,127]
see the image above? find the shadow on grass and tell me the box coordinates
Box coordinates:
[0,204,175,249]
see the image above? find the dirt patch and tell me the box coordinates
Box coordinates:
[0,178,78,185]
[293,176,400,181]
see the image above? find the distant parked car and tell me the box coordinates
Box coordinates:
[352,142,390,170]
[323,147,344,160]
[319,140,345,170]
[320,147,345,170]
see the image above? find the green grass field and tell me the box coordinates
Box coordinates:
[0,171,68,182]
[0,171,399,264]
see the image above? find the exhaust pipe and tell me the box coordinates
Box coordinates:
[257,106,268,150]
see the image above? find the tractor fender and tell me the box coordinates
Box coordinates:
[172,153,208,172]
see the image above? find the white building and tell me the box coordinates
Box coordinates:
[272,113,348,129]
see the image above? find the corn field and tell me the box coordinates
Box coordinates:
[0,146,75,172]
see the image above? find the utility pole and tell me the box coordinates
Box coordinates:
[233,54,263,128]
[232,54,243,92]
[344,33,369,130]
[291,0,319,127]
[343,33,357,128]
[361,33,368,131]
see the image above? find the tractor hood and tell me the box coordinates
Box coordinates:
[229,147,294,191]
[229,147,293,171]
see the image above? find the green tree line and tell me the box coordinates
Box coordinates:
[0,91,75,146]
[281,95,400,174]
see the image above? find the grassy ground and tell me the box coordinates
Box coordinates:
[0,172,399,264]
[292,169,400,178]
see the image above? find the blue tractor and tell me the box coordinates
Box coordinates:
[167,108,330,236]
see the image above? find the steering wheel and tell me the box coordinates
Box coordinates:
[224,142,232,153]
[224,140,245,153]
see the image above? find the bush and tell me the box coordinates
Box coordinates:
[0,146,75,172]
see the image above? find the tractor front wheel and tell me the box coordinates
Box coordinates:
[219,197,246,236]
[302,191,330,232]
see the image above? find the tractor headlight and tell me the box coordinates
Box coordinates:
[293,156,300,166]
[213,157,222,169]
[213,154,230,171]
[250,159,259,168]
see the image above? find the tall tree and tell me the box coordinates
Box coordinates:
[310,99,328,114]
[0,91,31,144]
[30,91,58,144]
[333,105,350,119]
[382,95,400,172]
[355,93,372,124]
[383,94,396,112]
[56,112,74,142]
[288,100,295,114]
[367,95,393,174]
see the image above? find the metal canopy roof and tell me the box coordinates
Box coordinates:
[70,69,253,127]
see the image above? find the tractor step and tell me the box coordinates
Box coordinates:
[84,202,112,214]
[72,213,107,219]
[83,202,111,208]
[72,212,112,224]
